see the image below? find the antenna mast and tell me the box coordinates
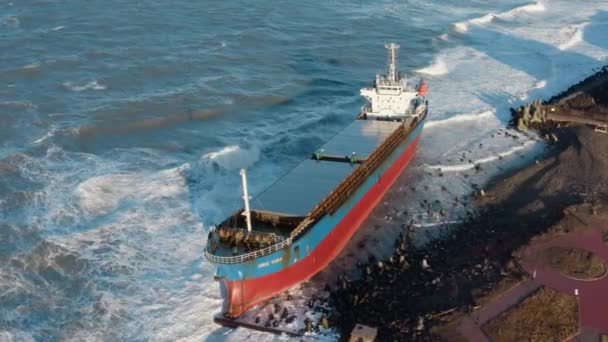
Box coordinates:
[385,43,400,82]
[240,169,252,232]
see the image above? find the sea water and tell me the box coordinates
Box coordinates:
[0,0,607,340]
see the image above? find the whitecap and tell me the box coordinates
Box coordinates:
[23,62,41,70]
[452,1,545,33]
[424,140,536,172]
[62,80,107,92]
[557,23,588,50]
[425,110,495,129]
[201,145,260,170]
[452,22,470,34]
[1,15,20,28]
[494,1,546,21]
[412,220,462,228]
[0,330,35,342]
[533,80,547,89]
[0,101,35,109]
[51,26,65,31]
[416,56,448,76]
[32,127,57,144]
[505,0,546,15]
[453,13,496,33]
[74,165,188,216]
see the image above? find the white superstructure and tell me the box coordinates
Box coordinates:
[360,43,427,118]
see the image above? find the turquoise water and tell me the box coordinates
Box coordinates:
[1,0,607,340]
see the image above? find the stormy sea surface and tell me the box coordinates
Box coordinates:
[1,0,607,340]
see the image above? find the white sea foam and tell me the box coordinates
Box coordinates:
[201,145,260,170]
[425,110,495,129]
[557,23,588,50]
[52,161,212,340]
[453,1,545,33]
[51,26,65,31]
[452,22,469,34]
[22,62,41,70]
[412,220,462,228]
[1,15,20,28]
[0,101,35,109]
[416,56,448,76]
[425,140,536,172]
[508,0,546,14]
[453,14,495,33]
[32,127,57,144]
[533,80,547,89]
[63,80,107,92]
[0,330,35,342]
[74,165,188,216]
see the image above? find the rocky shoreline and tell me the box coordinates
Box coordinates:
[328,67,608,341]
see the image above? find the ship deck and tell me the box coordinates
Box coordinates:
[250,119,403,217]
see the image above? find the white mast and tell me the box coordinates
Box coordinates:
[240,169,252,232]
[385,43,400,82]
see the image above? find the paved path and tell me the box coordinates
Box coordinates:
[458,226,608,341]
[470,280,542,326]
[458,316,489,341]
[520,228,608,333]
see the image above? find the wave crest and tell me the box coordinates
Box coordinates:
[74,166,188,216]
[557,23,588,50]
[452,1,545,33]
[63,80,106,92]
[416,56,448,76]
[425,110,495,129]
[425,140,536,172]
[201,145,260,171]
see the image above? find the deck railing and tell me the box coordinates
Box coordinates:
[212,227,286,243]
[204,233,292,264]
[290,110,426,239]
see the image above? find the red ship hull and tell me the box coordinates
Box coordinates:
[220,134,421,317]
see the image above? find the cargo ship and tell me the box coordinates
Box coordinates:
[205,43,428,320]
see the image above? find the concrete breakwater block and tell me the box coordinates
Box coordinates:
[349,324,378,342]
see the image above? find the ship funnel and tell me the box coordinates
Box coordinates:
[240,169,252,232]
[385,43,400,82]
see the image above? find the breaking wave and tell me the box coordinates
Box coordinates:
[22,62,41,70]
[74,165,188,216]
[453,1,545,33]
[453,13,496,33]
[63,80,107,92]
[416,56,449,76]
[557,23,588,50]
[412,220,462,228]
[32,127,58,144]
[425,110,495,129]
[0,101,35,109]
[424,140,536,172]
[200,145,260,171]
[533,80,547,89]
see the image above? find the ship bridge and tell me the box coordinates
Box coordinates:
[360,43,424,118]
